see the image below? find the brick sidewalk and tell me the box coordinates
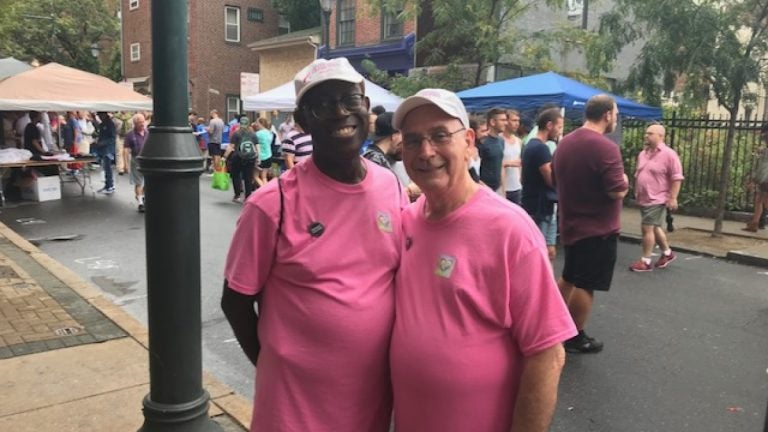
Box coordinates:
[0,237,124,358]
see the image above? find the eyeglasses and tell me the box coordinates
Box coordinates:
[303,93,365,119]
[402,128,466,151]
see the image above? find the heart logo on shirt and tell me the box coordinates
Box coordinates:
[376,211,393,233]
[435,255,457,278]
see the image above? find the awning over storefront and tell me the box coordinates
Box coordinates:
[318,32,415,75]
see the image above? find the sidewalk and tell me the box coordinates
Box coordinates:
[620,207,768,267]
[0,208,766,432]
[0,222,251,432]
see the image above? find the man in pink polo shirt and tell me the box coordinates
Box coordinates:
[390,89,576,432]
[629,124,684,272]
[221,58,405,431]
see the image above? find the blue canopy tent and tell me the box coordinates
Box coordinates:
[457,71,662,120]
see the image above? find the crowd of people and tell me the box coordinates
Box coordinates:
[214,55,768,431]
[0,110,150,208]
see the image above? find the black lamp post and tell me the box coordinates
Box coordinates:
[319,0,333,56]
[138,0,222,431]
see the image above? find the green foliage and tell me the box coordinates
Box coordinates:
[0,0,119,75]
[369,0,565,86]
[361,59,471,97]
[102,44,122,82]
[593,0,768,232]
[596,0,768,113]
[270,0,320,31]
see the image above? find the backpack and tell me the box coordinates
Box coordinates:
[236,131,258,160]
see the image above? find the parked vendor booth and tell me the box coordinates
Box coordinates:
[0,62,153,204]
[457,71,662,120]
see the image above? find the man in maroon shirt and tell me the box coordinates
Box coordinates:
[552,94,629,354]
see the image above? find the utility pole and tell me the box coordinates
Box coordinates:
[137,0,222,431]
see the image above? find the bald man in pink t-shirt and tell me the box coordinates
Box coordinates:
[629,124,684,272]
[391,89,576,432]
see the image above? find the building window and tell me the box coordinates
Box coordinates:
[129,0,139,10]
[278,15,291,35]
[130,43,140,62]
[247,7,264,23]
[225,6,241,43]
[226,96,241,121]
[566,0,584,18]
[381,9,403,40]
[336,0,355,47]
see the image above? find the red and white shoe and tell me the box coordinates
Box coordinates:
[629,260,653,272]
[655,252,677,269]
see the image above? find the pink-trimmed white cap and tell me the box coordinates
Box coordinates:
[294,57,364,105]
[393,88,469,130]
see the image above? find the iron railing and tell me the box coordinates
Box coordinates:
[621,113,766,212]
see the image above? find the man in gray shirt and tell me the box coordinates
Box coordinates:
[207,109,225,171]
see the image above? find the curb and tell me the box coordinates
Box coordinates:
[0,222,252,430]
[618,233,768,269]
[725,250,768,269]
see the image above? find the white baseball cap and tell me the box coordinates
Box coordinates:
[393,88,469,130]
[294,58,365,105]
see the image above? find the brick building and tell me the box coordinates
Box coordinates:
[319,0,418,76]
[247,27,321,92]
[121,0,280,119]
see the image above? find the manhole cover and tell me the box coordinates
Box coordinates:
[0,265,20,279]
[54,327,81,336]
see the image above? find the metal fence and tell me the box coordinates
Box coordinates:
[622,113,766,212]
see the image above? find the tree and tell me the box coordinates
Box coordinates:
[270,0,321,32]
[594,0,768,235]
[361,59,472,96]
[0,0,119,75]
[370,0,564,86]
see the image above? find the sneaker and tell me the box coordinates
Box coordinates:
[138,203,145,213]
[232,195,242,203]
[629,260,653,272]
[99,187,115,195]
[654,252,677,269]
[565,331,604,354]
[743,222,759,233]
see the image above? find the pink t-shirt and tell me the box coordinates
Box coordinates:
[634,143,684,207]
[225,158,405,432]
[390,187,577,432]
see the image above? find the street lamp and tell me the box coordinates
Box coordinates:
[138,0,222,430]
[319,0,333,53]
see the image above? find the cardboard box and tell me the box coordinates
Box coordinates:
[21,175,62,202]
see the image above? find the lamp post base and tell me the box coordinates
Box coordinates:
[139,391,224,432]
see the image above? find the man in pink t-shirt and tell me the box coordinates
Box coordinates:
[222,58,405,432]
[390,89,576,432]
[629,124,684,272]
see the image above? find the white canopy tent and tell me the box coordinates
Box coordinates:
[243,78,402,112]
[0,63,153,111]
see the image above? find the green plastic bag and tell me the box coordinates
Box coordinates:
[211,170,230,191]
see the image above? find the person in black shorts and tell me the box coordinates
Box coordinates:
[552,95,629,354]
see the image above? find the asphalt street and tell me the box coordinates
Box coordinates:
[0,171,766,432]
